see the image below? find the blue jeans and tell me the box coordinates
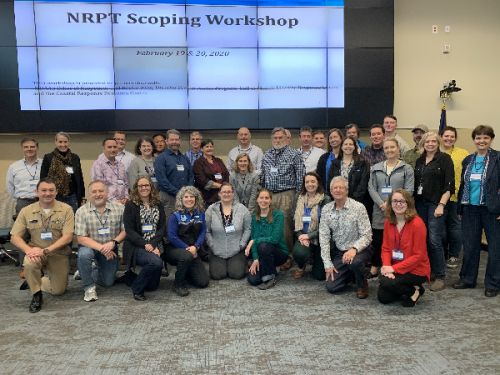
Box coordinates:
[416,199,446,279]
[444,201,462,258]
[77,246,119,291]
[131,247,163,295]
[460,205,500,290]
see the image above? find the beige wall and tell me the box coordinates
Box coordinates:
[1,0,499,198]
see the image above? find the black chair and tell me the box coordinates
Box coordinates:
[0,229,20,266]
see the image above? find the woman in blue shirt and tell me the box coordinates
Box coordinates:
[454,125,500,298]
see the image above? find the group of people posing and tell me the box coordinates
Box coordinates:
[6,118,500,314]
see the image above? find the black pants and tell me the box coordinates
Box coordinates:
[247,242,288,285]
[131,247,163,295]
[163,247,209,288]
[325,245,372,294]
[370,229,383,267]
[377,273,428,304]
[209,252,247,280]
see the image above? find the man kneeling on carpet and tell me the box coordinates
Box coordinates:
[74,180,125,302]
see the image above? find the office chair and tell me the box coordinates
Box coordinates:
[0,229,19,266]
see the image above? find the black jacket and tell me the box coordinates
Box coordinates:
[414,151,454,204]
[123,201,166,268]
[327,158,369,203]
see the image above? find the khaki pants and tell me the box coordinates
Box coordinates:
[160,191,176,220]
[272,190,295,252]
[24,253,69,295]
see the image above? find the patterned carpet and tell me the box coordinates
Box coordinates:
[0,257,498,375]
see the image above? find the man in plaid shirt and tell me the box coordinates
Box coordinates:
[261,127,306,253]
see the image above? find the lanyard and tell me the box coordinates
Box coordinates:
[106,160,122,179]
[24,160,38,180]
[93,208,109,227]
[40,212,52,232]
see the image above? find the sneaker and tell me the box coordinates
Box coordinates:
[73,270,81,280]
[429,278,445,292]
[258,277,277,290]
[446,257,460,269]
[83,286,98,302]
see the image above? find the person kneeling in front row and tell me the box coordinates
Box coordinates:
[319,176,372,299]
[378,189,430,307]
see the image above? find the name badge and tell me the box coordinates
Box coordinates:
[214,173,223,180]
[470,173,482,181]
[65,166,74,174]
[417,185,423,195]
[302,216,312,223]
[142,224,154,232]
[225,224,236,233]
[381,186,392,195]
[117,179,124,185]
[150,176,157,183]
[41,231,53,240]
[29,179,39,187]
[176,164,185,171]
[270,167,278,174]
[98,227,111,235]
[392,249,404,261]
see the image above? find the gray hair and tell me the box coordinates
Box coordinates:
[174,186,205,212]
[88,180,109,191]
[55,131,70,141]
[330,176,349,193]
[271,127,286,136]
[166,129,181,139]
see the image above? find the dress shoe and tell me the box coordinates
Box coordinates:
[402,286,425,307]
[356,280,369,299]
[19,280,29,290]
[485,289,498,298]
[173,284,190,297]
[452,280,474,289]
[133,293,146,301]
[29,291,43,313]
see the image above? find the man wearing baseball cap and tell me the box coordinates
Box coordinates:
[403,124,429,168]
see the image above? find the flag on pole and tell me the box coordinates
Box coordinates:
[438,103,446,135]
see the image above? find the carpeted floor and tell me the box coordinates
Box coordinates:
[0,255,498,375]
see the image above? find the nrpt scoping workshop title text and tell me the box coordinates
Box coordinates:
[67,12,300,28]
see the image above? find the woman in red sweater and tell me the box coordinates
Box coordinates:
[378,188,431,307]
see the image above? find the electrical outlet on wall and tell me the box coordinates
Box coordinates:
[443,44,451,54]
[432,25,438,33]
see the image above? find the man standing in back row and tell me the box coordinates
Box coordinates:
[261,127,305,252]
[227,127,264,175]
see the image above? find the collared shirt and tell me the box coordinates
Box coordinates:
[319,198,372,269]
[403,147,420,169]
[361,144,386,167]
[298,146,326,173]
[6,158,42,199]
[75,201,124,243]
[99,150,135,172]
[185,149,203,166]
[91,155,129,202]
[154,149,193,196]
[261,146,305,193]
[10,200,74,254]
[444,146,469,202]
[227,143,264,175]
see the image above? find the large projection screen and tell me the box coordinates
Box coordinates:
[0,0,394,132]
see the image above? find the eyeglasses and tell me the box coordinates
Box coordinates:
[138,184,151,189]
[392,200,407,205]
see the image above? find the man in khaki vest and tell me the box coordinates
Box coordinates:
[10,178,74,313]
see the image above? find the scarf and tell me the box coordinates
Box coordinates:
[48,149,73,196]
[294,193,324,233]
[140,204,160,241]
[461,150,490,205]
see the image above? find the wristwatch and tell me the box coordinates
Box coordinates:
[43,248,50,256]
[112,240,119,247]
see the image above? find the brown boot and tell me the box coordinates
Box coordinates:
[280,257,293,271]
[356,280,369,299]
[292,268,305,279]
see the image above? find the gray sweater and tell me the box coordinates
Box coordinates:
[368,160,414,229]
[205,202,252,259]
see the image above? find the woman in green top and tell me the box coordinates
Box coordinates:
[245,188,288,290]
